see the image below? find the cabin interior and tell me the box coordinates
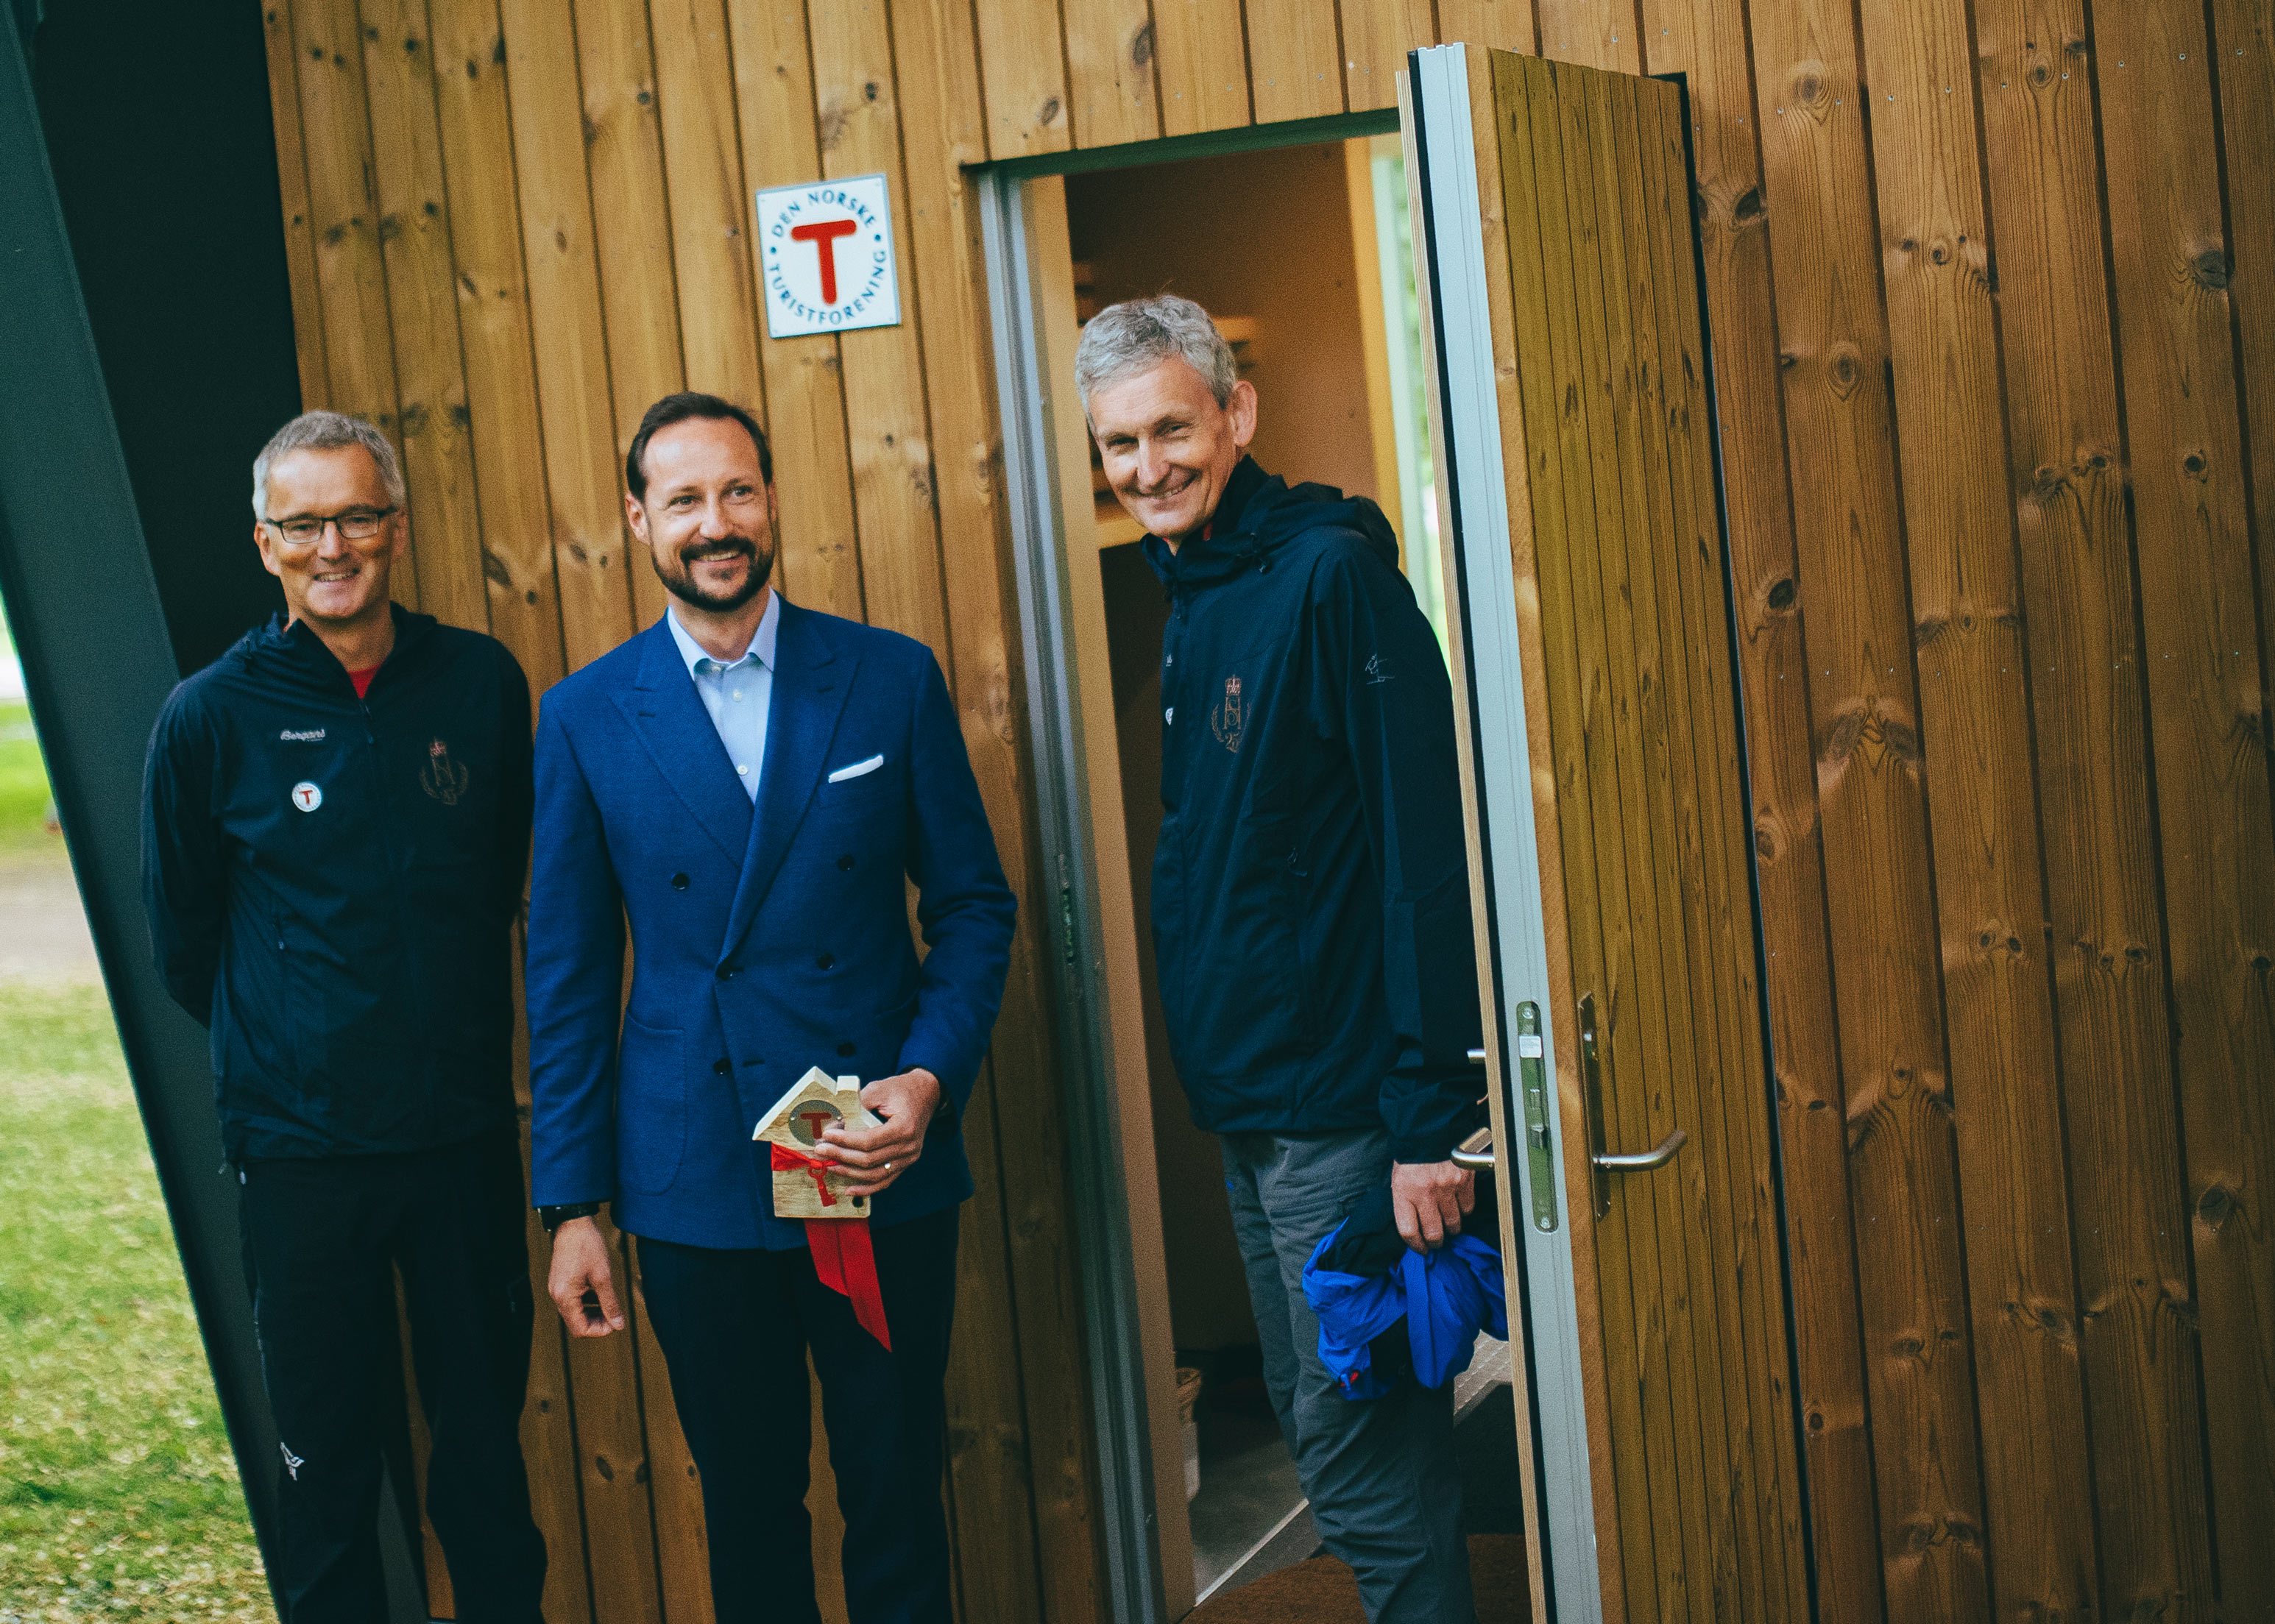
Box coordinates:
[1032,134,1521,1612]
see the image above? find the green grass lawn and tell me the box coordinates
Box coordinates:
[0,703,57,859]
[0,689,271,1618]
[0,986,269,1620]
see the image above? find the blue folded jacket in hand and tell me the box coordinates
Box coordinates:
[1301,1185,1508,1400]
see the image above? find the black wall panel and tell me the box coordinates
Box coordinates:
[28,0,298,674]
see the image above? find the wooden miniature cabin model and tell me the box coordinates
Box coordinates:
[753,1068,880,1219]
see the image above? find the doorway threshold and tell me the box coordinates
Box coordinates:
[1197,1498,1321,1609]
[1191,1337,1513,1609]
[1453,1334,1512,1420]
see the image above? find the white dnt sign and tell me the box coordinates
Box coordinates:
[756,174,902,338]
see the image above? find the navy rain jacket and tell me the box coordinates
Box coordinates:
[141,605,533,1161]
[1145,456,1484,1163]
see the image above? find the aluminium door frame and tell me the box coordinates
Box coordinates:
[1405,43,1604,1623]
[978,170,1166,1624]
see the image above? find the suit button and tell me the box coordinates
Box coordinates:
[716,965,737,981]
[836,1041,857,1057]
[816,953,835,970]
[838,854,856,870]
[671,873,690,890]
[713,1058,731,1077]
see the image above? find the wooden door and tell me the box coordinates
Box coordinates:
[1406,45,1808,1623]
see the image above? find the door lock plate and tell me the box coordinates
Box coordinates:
[1515,1001,1557,1232]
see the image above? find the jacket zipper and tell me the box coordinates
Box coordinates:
[358,676,434,1145]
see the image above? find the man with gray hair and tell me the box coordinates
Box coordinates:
[1078,296,1484,1620]
[141,411,547,1620]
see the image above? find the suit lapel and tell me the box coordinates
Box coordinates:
[614,620,754,868]
[722,602,854,960]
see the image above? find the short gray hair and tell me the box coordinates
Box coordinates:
[1074,294,1238,411]
[250,411,406,521]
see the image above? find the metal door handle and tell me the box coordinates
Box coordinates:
[1451,1046,1501,1168]
[1579,993,1685,1216]
[1591,1127,1686,1171]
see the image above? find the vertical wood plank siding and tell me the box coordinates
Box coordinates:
[2093,4,2275,1612]
[260,0,2274,1617]
[363,1,493,659]
[1973,0,2215,1610]
[1853,0,2098,1615]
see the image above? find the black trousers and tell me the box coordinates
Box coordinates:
[637,1207,960,1624]
[238,1127,547,1623]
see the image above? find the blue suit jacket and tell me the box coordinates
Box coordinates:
[526,600,1016,1248]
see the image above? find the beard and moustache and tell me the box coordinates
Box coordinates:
[653,530,776,612]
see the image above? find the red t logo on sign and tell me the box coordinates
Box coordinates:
[756,177,899,337]
[789,218,860,305]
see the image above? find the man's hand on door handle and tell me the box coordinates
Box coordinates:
[1391,1159,1476,1252]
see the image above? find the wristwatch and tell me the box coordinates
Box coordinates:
[539,1200,604,1234]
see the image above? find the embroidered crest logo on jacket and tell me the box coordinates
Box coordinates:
[1210,676,1245,754]
[420,737,470,805]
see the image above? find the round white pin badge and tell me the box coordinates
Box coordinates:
[291,781,323,813]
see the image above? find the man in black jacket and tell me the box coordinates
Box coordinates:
[1078,297,1483,1623]
[141,411,545,1622]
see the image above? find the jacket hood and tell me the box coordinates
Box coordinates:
[1144,457,1401,592]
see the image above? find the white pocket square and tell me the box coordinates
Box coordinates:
[827,754,885,783]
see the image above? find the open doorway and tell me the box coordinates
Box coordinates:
[990,132,1519,1617]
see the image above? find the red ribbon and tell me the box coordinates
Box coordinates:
[775,1141,843,1208]
[771,1143,891,1351]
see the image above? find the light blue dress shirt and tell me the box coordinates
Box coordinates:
[665,589,779,802]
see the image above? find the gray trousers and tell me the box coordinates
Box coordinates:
[1221,1128,1476,1624]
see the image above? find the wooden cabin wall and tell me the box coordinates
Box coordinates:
[257,0,2272,1620]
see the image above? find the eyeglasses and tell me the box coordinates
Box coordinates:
[261,506,397,545]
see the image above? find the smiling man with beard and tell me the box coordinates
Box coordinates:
[524,392,1014,1623]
